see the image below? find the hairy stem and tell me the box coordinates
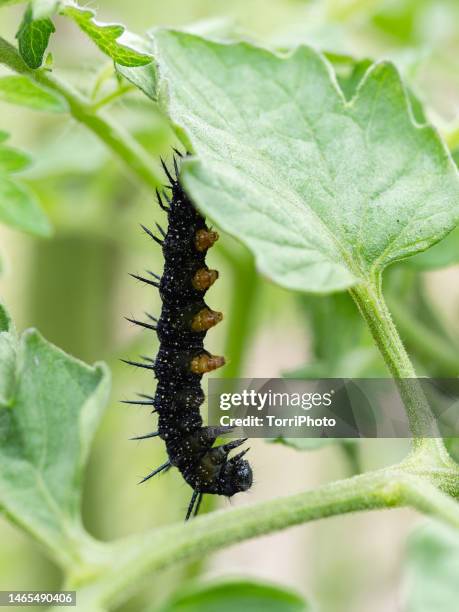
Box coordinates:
[349,280,449,461]
[0,37,162,189]
[72,463,459,609]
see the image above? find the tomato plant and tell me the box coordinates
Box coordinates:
[1,1,459,610]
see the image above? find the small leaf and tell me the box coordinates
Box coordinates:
[63,4,152,67]
[0,307,110,556]
[404,522,459,612]
[159,579,309,612]
[0,173,51,236]
[16,5,55,69]
[0,134,51,236]
[154,31,459,294]
[116,63,157,100]
[0,143,30,172]
[0,75,67,112]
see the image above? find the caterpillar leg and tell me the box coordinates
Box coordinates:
[185,490,204,521]
[194,492,204,517]
[186,490,199,521]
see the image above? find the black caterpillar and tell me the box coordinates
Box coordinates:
[123,154,252,520]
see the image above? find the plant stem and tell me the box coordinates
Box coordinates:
[349,280,447,459]
[72,463,459,609]
[91,85,135,111]
[0,37,162,189]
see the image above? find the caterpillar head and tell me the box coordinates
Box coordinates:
[218,449,252,496]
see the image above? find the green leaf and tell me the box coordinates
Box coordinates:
[116,62,157,100]
[0,143,30,172]
[63,4,152,67]
[0,133,51,236]
[115,31,157,100]
[404,522,459,612]
[16,5,55,69]
[154,31,459,294]
[159,579,308,612]
[0,75,67,112]
[0,305,110,556]
[0,174,51,236]
[404,146,459,270]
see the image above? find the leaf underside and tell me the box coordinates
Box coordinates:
[0,305,110,554]
[154,31,459,294]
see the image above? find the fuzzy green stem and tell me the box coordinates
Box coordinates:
[349,280,448,460]
[70,463,459,610]
[0,37,162,189]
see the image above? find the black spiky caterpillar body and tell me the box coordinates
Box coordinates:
[124,157,252,519]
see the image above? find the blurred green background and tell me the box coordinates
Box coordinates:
[1,1,459,610]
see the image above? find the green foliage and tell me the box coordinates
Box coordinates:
[160,579,309,612]
[1,2,459,608]
[0,303,110,557]
[154,31,459,294]
[0,75,67,112]
[114,32,157,99]
[16,4,55,69]
[404,522,459,612]
[0,141,30,172]
[116,63,157,101]
[0,133,51,236]
[62,4,152,67]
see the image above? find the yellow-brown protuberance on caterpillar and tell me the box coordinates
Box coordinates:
[192,268,219,291]
[191,308,223,332]
[195,229,219,252]
[190,353,225,374]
